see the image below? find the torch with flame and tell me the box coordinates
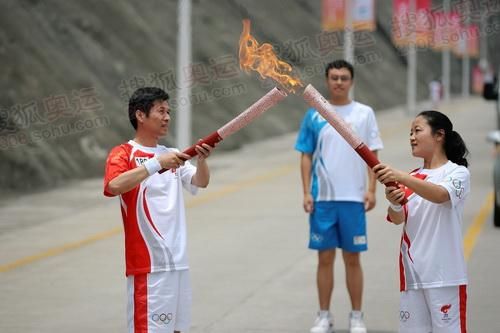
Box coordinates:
[239,19,303,94]
[238,20,405,202]
[158,21,290,173]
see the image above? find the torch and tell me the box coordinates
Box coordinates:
[160,18,297,174]
[159,87,287,173]
[238,19,406,203]
[302,84,405,203]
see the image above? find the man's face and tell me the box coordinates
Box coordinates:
[326,67,353,100]
[138,100,170,137]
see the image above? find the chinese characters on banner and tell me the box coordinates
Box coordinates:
[392,0,432,47]
[452,24,480,58]
[431,11,448,51]
[392,0,480,58]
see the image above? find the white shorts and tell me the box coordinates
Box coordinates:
[399,285,467,333]
[127,270,192,333]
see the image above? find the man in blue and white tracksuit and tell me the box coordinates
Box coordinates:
[295,60,383,333]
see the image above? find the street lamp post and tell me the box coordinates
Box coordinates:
[176,0,192,150]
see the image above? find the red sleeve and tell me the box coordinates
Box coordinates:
[103,144,131,197]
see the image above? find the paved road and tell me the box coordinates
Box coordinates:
[1,96,499,332]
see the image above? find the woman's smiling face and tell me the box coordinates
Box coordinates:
[410,115,444,159]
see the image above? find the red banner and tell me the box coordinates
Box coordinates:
[431,11,447,51]
[392,0,410,46]
[322,0,375,31]
[467,25,480,58]
[430,11,461,51]
[472,65,484,94]
[322,0,346,31]
[452,24,480,58]
[415,0,432,46]
[392,0,432,47]
[448,12,461,51]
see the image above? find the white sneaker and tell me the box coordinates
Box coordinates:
[310,312,333,333]
[349,311,367,333]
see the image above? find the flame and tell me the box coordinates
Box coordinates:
[239,19,303,93]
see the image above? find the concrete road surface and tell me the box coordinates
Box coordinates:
[1,96,499,333]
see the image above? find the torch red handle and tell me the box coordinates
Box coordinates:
[158,131,223,174]
[355,144,408,205]
[182,131,223,157]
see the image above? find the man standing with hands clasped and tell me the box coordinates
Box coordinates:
[295,60,383,333]
[104,87,214,333]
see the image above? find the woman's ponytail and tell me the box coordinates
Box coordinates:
[445,130,469,167]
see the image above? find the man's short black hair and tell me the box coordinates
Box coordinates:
[325,59,354,79]
[128,87,169,130]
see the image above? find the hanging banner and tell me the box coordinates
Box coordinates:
[431,11,447,50]
[467,25,480,58]
[322,0,346,31]
[472,65,484,94]
[448,12,461,51]
[415,0,432,46]
[392,0,431,47]
[453,25,467,56]
[392,0,409,46]
[452,24,479,58]
[322,0,375,31]
[353,0,376,31]
[431,11,461,51]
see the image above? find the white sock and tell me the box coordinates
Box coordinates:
[319,310,330,319]
[351,310,363,319]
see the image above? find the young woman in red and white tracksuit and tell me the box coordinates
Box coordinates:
[373,110,470,333]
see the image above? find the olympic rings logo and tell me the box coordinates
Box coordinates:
[152,312,173,324]
[400,311,410,322]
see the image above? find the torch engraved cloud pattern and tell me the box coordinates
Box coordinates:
[303,84,405,203]
[159,87,287,173]
[218,87,287,138]
[303,84,362,149]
